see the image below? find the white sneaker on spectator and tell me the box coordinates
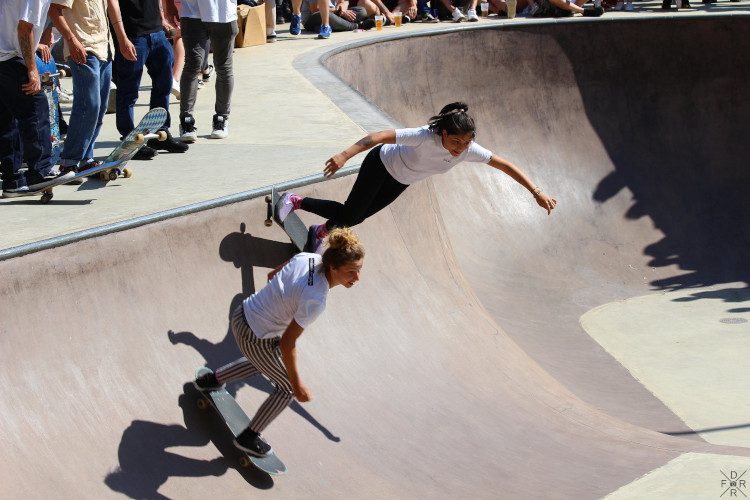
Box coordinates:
[58,86,73,103]
[171,79,180,100]
[180,114,198,143]
[467,8,479,20]
[452,8,466,21]
[211,114,229,139]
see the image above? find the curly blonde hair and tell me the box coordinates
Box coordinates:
[322,228,365,269]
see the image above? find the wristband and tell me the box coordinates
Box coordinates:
[532,187,542,198]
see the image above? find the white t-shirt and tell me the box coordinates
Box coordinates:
[380,126,493,185]
[243,253,330,339]
[180,0,238,22]
[0,0,52,62]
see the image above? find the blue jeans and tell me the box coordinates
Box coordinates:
[115,30,174,137]
[0,57,53,189]
[59,52,111,168]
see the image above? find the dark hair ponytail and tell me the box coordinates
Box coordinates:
[427,102,476,138]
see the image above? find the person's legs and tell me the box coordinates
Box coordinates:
[0,58,52,188]
[179,16,207,119]
[115,36,149,137]
[205,20,238,118]
[84,57,112,165]
[145,31,175,130]
[60,53,107,168]
[300,146,408,229]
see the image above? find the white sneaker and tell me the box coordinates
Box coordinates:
[467,8,479,20]
[452,8,466,21]
[180,115,198,143]
[277,192,296,222]
[171,79,180,100]
[57,86,73,103]
[211,114,228,139]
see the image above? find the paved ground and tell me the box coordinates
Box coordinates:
[1,6,749,500]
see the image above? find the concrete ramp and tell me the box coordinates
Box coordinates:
[2,16,749,499]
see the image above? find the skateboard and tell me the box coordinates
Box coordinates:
[97,107,168,181]
[265,186,309,252]
[3,156,133,203]
[37,54,65,166]
[194,367,287,475]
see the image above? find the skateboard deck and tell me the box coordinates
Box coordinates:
[194,367,287,475]
[37,54,64,166]
[97,107,168,181]
[265,186,309,252]
[3,157,132,203]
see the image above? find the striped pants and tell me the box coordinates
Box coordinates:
[215,306,294,434]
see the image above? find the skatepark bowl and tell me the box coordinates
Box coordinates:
[2,14,749,500]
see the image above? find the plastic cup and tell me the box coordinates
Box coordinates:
[507,0,517,18]
[394,12,402,27]
[481,2,489,16]
[375,15,384,30]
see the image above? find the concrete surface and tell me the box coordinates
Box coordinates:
[1,7,749,500]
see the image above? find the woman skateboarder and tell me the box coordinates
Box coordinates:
[194,228,365,457]
[276,101,557,253]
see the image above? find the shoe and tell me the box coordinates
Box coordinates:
[202,64,214,83]
[267,33,277,43]
[290,14,302,35]
[402,14,411,23]
[420,12,438,22]
[133,145,158,160]
[467,8,479,20]
[234,429,272,457]
[107,82,117,115]
[615,1,624,9]
[211,114,229,139]
[27,169,75,191]
[661,0,672,9]
[452,8,466,21]
[305,224,326,254]
[180,115,198,143]
[625,1,633,9]
[2,185,30,198]
[530,2,540,15]
[79,160,102,174]
[583,5,604,15]
[57,86,73,103]
[317,24,332,39]
[193,370,224,391]
[171,79,180,100]
[358,18,376,29]
[149,130,189,153]
[276,192,298,222]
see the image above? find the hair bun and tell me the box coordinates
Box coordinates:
[327,227,360,250]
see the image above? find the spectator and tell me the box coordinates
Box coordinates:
[0,0,74,197]
[363,0,418,24]
[531,0,603,16]
[178,0,238,141]
[48,0,115,175]
[163,0,185,98]
[301,0,370,39]
[110,0,188,159]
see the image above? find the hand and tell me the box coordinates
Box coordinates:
[536,192,557,215]
[22,71,41,95]
[406,5,417,17]
[119,38,137,61]
[293,382,312,402]
[36,44,51,64]
[324,153,347,178]
[68,38,88,65]
[340,8,357,21]
[383,10,395,23]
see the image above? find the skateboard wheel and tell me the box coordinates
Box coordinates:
[157,131,167,141]
[197,399,208,410]
[265,196,271,203]
[123,168,132,178]
[99,171,108,181]
[134,133,145,143]
[239,457,251,468]
[41,193,53,204]
[264,220,272,227]
[108,170,118,181]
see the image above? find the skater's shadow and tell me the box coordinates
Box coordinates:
[104,390,273,499]
[169,223,341,443]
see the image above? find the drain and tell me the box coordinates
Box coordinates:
[719,318,748,324]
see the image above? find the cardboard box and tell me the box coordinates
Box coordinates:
[235,3,266,48]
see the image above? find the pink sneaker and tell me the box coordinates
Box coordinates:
[276,192,295,222]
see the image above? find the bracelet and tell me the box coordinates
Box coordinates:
[112,20,123,25]
[532,187,542,198]
[66,34,76,42]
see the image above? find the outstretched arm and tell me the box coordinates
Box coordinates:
[324,130,397,178]
[279,320,310,402]
[487,154,557,214]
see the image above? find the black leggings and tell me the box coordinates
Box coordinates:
[301,145,409,231]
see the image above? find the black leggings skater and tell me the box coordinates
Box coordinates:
[302,145,409,231]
